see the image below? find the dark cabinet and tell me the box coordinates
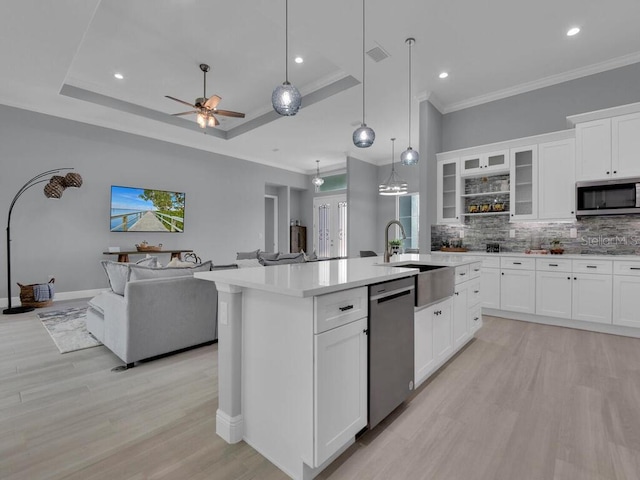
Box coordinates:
[290,226,307,253]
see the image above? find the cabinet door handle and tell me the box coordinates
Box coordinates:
[339,305,354,312]
[513,262,522,265]
[473,317,479,321]
[459,272,466,276]
[567,276,571,280]
[574,277,577,280]
[549,264,558,267]
[363,329,368,335]
[502,272,505,275]
[630,267,640,271]
[606,171,610,175]
[455,292,459,296]
[586,265,597,269]
[474,290,480,294]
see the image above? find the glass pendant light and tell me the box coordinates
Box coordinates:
[379,138,408,195]
[400,38,419,166]
[311,160,324,189]
[272,0,302,116]
[352,0,375,148]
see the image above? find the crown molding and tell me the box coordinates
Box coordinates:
[442,51,640,114]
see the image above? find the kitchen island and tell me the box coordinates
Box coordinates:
[195,254,477,480]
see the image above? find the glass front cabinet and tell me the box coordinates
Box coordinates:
[509,145,538,221]
[437,158,461,224]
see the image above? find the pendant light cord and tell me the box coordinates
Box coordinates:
[285,0,289,83]
[362,0,366,123]
[391,138,396,172]
[407,39,412,147]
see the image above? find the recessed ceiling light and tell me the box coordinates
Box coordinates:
[439,72,449,79]
[567,27,580,36]
[114,73,124,80]
[294,56,304,64]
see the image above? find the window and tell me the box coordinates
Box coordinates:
[397,193,419,249]
[313,194,348,258]
[317,173,347,192]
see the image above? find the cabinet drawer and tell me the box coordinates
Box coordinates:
[455,264,470,284]
[536,258,572,272]
[468,278,481,306]
[481,256,501,269]
[572,259,613,275]
[500,257,535,270]
[469,305,482,334]
[469,262,482,279]
[614,260,640,276]
[314,287,368,334]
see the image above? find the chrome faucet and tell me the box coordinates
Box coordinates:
[384,220,407,263]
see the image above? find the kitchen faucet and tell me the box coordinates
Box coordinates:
[384,220,407,263]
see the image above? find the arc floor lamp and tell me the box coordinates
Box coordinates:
[4,168,83,315]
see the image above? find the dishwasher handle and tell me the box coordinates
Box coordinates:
[370,285,414,302]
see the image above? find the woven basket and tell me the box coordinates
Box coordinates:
[136,243,163,252]
[18,278,55,308]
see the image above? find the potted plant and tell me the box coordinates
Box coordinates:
[389,239,403,255]
[549,238,564,255]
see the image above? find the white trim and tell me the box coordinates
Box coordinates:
[483,308,640,339]
[443,52,640,114]
[0,288,107,308]
[216,409,244,444]
[566,100,640,126]
[265,194,279,253]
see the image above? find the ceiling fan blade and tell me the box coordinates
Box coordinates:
[204,95,221,109]
[171,111,198,116]
[165,95,197,108]
[214,109,246,118]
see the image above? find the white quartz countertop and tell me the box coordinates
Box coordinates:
[195,254,476,298]
[431,251,640,261]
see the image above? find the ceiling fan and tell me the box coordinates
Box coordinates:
[166,63,245,128]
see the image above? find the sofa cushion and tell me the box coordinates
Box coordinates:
[136,256,159,267]
[211,263,239,271]
[235,259,262,268]
[278,253,304,261]
[87,292,107,315]
[236,249,260,260]
[258,251,278,265]
[129,260,213,281]
[262,253,305,266]
[100,260,131,295]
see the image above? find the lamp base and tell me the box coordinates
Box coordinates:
[3,306,35,315]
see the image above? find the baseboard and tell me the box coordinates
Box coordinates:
[216,409,244,444]
[0,288,108,308]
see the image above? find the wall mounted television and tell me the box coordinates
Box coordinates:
[110,185,185,233]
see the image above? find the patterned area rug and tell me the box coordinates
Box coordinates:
[38,306,103,354]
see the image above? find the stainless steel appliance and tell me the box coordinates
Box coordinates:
[368,276,415,429]
[576,178,640,216]
[399,264,455,307]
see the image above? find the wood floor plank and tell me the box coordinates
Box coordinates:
[3,306,640,479]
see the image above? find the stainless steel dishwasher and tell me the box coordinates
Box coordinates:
[368,276,415,429]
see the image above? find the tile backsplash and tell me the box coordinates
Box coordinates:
[431,214,640,255]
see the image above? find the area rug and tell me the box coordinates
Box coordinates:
[38,306,103,354]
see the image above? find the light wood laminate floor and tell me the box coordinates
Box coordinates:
[2,303,640,479]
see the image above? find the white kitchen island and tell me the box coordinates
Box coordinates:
[195,254,476,480]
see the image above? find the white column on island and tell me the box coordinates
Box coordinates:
[215,283,244,443]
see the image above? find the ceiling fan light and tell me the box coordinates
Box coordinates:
[207,115,216,127]
[272,82,302,116]
[196,113,207,128]
[352,124,375,148]
[400,147,419,166]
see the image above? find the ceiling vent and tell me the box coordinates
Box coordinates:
[366,45,389,63]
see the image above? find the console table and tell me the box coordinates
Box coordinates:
[102,249,193,263]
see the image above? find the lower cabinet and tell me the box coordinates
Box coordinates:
[572,274,613,324]
[613,275,640,328]
[481,267,500,309]
[453,283,470,350]
[536,271,572,319]
[500,268,535,313]
[314,317,368,466]
[414,298,453,387]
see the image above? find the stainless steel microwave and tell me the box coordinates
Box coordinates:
[576,178,640,216]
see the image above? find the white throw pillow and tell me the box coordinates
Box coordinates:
[235,259,262,268]
[100,260,130,295]
[128,260,213,281]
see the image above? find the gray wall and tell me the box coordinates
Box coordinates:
[442,62,640,151]
[346,156,378,257]
[0,105,307,302]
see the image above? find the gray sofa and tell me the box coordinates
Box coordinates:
[87,263,222,368]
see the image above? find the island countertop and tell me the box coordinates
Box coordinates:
[194,254,476,298]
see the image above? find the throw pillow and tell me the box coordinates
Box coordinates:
[135,256,159,267]
[235,259,262,268]
[166,257,197,268]
[236,249,260,260]
[128,260,213,281]
[258,251,278,265]
[100,260,130,295]
[277,252,304,261]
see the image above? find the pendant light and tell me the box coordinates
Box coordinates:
[400,38,419,166]
[272,0,302,116]
[352,0,375,148]
[379,138,408,195]
[311,160,324,188]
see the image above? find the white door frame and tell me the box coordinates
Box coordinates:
[265,194,278,252]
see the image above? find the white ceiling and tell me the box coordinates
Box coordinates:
[2,0,640,174]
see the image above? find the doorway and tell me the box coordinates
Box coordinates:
[264,194,278,252]
[313,194,347,258]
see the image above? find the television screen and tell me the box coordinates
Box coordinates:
[110,186,185,233]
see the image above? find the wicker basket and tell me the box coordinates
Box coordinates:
[136,243,163,252]
[18,278,55,308]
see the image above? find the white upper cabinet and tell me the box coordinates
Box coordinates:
[461,149,509,177]
[538,139,575,219]
[575,118,611,181]
[576,112,640,181]
[509,145,538,221]
[612,112,640,179]
[437,158,461,224]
